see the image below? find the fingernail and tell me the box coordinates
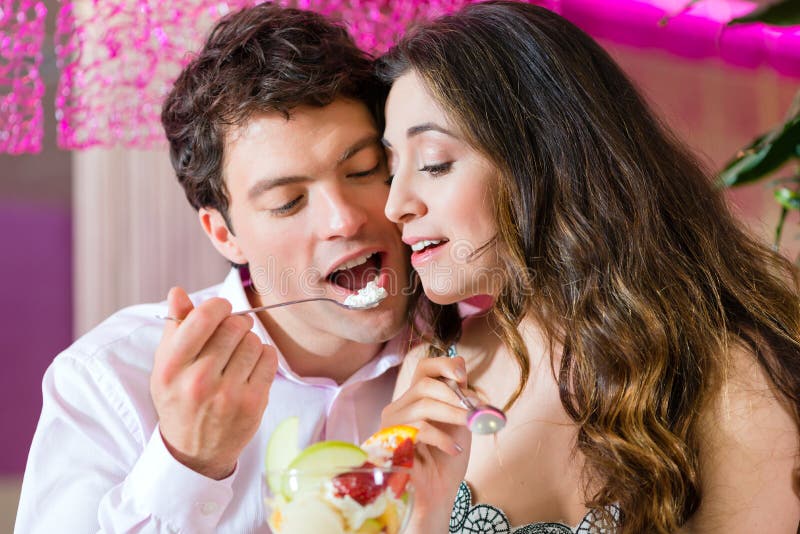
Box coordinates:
[454,367,467,382]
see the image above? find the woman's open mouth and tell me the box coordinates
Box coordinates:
[409,239,449,267]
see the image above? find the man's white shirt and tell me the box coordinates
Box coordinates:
[15,269,404,533]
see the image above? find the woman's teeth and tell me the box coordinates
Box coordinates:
[411,239,444,252]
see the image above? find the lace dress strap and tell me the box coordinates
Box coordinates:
[450,481,620,533]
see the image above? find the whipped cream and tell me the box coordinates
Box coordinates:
[343,278,387,309]
[324,484,389,531]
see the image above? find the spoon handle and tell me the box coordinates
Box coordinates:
[445,378,478,411]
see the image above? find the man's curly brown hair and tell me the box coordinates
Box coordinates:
[161,3,380,227]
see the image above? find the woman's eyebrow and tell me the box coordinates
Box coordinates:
[407,122,458,139]
[382,123,459,149]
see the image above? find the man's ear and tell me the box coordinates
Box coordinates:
[198,208,248,265]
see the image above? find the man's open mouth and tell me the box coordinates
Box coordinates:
[326,252,384,293]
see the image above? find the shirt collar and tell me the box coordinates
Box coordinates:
[217,267,405,388]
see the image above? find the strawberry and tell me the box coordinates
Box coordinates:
[390,438,414,467]
[331,463,383,506]
[386,471,410,498]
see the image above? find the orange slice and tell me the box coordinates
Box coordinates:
[362,425,418,450]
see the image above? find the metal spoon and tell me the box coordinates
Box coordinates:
[157,296,379,321]
[446,346,507,434]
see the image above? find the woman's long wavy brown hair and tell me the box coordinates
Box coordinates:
[377,2,800,532]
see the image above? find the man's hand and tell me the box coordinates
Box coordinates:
[151,287,279,480]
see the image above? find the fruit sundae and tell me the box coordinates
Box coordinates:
[264,418,416,534]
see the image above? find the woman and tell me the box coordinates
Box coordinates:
[377,2,800,533]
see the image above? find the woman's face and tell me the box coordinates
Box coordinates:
[383,71,500,305]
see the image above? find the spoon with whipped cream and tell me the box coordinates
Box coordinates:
[158,278,388,321]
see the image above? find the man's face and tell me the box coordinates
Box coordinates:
[212,98,411,345]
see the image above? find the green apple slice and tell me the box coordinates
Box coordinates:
[283,440,367,499]
[265,416,301,495]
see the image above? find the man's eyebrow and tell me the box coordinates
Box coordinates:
[382,122,458,148]
[247,176,310,201]
[338,135,381,164]
[246,135,381,200]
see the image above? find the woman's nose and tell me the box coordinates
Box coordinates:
[384,174,427,224]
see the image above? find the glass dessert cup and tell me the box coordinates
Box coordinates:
[265,466,414,534]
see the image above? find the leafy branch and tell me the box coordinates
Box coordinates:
[715,0,800,253]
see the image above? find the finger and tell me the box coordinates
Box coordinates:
[414,421,466,456]
[248,344,279,386]
[169,286,194,320]
[194,314,254,376]
[221,331,263,382]
[155,288,200,376]
[382,377,466,428]
[160,287,194,339]
[412,356,468,387]
[165,298,235,368]
[383,379,468,427]
[395,376,464,409]
[388,396,470,428]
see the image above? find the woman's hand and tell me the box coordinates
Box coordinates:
[381,356,474,531]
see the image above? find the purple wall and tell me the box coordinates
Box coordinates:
[0,201,72,475]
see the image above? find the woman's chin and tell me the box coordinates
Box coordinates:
[422,286,468,306]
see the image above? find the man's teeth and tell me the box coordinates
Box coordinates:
[333,253,372,274]
[411,239,443,252]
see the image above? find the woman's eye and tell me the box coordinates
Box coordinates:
[419,162,453,177]
[271,196,303,215]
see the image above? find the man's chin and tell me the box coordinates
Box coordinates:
[336,312,407,345]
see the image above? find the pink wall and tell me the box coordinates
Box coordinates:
[0,201,72,475]
[603,40,799,259]
[0,0,72,476]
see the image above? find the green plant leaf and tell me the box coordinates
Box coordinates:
[774,187,800,211]
[728,0,800,26]
[719,115,800,187]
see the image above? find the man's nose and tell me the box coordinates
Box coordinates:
[385,173,427,224]
[316,185,369,240]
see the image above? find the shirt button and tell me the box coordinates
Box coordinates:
[199,501,219,515]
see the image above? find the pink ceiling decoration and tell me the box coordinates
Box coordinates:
[0,0,798,154]
[51,0,495,150]
[0,1,47,154]
[54,1,255,150]
[563,0,800,77]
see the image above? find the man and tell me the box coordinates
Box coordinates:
[15,5,412,533]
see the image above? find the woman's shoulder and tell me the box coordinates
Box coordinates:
[701,339,796,437]
[687,340,800,531]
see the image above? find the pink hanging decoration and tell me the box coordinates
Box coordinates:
[327,0,472,54]
[0,1,47,154]
[73,0,800,152]
[282,0,559,53]
[54,1,254,149]
[54,0,497,150]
